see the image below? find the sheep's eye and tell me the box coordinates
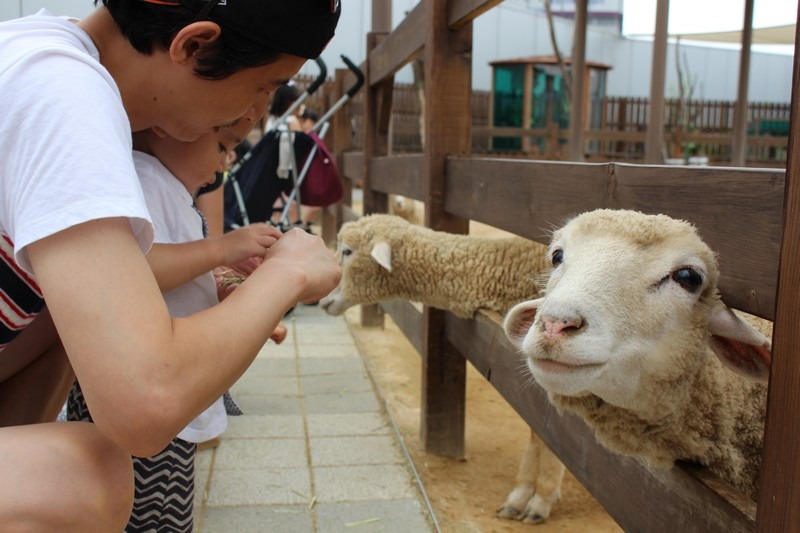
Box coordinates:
[551,248,564,267]
[341,248,352,257]
[671,267,703,292]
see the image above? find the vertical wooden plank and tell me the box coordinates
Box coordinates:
[755,7,800,530]
[420,0,472,458]
[322,69,351,246]
[732,0,754,167]
[568,0,587,161]
[361,31,391,328]
[646,0,669,163]
[522,64,533,153]
[372,0,391,32]
[489,67,496,151]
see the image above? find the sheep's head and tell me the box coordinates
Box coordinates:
[504,209,771,413]
[320,215,407,316]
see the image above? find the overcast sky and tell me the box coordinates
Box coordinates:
[622,0,797,36]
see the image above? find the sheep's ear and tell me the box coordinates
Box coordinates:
[708,303,772,382]
[370,240,392,272]
[503,299,544,348]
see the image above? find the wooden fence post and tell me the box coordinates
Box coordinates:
[322,68,351,246]
[755,8,800,530]
[360,31,392,328]
[419,0,472,458]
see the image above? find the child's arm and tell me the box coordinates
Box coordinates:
[270,322,288,344]
[148,223,282,291]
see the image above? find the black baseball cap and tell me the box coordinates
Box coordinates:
[177,0,341,59]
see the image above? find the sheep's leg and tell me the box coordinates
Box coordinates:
[497,429,565,524]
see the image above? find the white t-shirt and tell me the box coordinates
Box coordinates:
[0,10,153,273]
[135,151,227,443]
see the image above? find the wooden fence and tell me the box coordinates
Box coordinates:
[300,71,788,166]
[316,1,800,531]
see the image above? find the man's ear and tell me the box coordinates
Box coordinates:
[169,21,222,65]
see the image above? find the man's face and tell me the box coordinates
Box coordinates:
[161,54,307,142]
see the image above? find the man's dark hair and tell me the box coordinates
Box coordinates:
[97,0,281,80]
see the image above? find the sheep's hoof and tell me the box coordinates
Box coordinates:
[496,505,522,520]
[520,493,554,524]
[521,513,546,525]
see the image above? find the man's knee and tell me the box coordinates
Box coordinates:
[0,422,134,531]
[72,426,135,526]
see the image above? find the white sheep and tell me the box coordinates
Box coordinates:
[504,209,772,499]
[388,194,424,226]
[320,214,566,523]
[320,214,548,318]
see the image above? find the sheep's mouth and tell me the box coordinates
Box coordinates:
[530,357,605,374]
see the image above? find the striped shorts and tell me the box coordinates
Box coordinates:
[67,381,196,533]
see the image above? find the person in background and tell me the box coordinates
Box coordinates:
[264,83,303,133]
[0,1,340,529]
[299,106,319,133]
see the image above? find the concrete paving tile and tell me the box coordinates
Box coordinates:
[224,414,305,439]
[298,344,362,358]
[241,358,298,378]
[305,413,391,437]
[295,328,354,345]
[300,372,373,395]
[315,499,434,533]
[200,505,312,533]
[299,357,366,376]
[297,333,356,347]
[289,306,339,322]
[256,340,297,359]
[304,391,382,414]
[194,466,211,509]
[196,448,214,471]
[231,374,299,396]
[310,435,405,467]
[206,467,311,506]
[214,438,308,470]
[313,464,417,502]
[233,394,303,416]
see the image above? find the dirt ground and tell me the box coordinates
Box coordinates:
[343,306,623,533]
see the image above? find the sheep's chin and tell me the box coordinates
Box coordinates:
[319,294,352,316]
[526,356,605,397]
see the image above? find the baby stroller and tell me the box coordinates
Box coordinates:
[224,55,364,232]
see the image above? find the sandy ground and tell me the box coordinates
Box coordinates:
[343,306,623,533]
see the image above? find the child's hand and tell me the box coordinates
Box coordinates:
[227,256,263,277]
[214,269,242,302]
[270,322,288,344]
[216,223,281,266]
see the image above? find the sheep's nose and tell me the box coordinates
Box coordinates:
[540,314,583,340]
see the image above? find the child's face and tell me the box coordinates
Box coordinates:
[152,133,229,192]
[150,120,253,192]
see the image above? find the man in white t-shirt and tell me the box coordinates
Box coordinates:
[68,120,287,532]
[0,1,341,530]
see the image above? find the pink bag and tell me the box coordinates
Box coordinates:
[298,132,343,207]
